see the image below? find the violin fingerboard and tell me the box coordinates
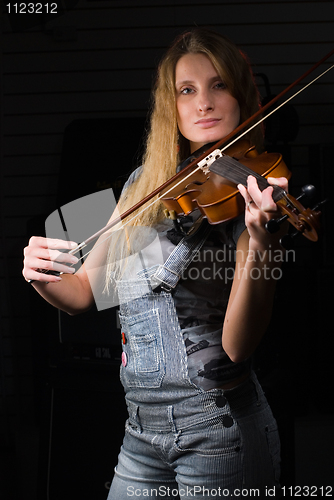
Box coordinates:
[209,155,285,202]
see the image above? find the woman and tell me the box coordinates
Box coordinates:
[23,29,287,498]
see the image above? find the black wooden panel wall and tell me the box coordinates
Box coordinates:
[0,0,333,496]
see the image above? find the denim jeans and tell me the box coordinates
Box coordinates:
[107,279,281,499]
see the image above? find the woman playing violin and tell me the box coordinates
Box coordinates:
[23,29,288,498]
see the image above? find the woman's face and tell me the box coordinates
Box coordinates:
[175,53,240,153]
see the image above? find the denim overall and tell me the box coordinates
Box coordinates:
[107,275,281,499]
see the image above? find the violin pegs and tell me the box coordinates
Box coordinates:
[297,184,317,202]
[279,231,300,249]
[265,219,279,234]
[278,198,327,248]
[265,214,289,234]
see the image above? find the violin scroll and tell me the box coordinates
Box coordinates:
[265,184,325,248]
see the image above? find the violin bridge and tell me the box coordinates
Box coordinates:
[197,149,223,175]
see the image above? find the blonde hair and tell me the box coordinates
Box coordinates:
[105,29,263,283]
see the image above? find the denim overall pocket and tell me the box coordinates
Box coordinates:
[119,308,166,389]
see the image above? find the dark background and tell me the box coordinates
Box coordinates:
[1,1,333,498]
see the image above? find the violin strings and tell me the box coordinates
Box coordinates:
[210,154,288,201]
[214,155,304,212]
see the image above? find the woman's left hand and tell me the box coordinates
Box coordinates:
[238,175,289,249]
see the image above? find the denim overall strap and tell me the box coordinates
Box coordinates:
[150,219,212,292]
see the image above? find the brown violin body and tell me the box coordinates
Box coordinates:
[160,139,290,223]
[160,139,321,242]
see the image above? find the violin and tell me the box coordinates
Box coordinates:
[160,138,322,246]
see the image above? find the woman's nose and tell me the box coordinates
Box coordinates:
[198,92,214,112]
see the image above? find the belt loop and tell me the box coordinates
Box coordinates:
[135,405,143,431]
[167,405,177,434]
[127,401,143,432]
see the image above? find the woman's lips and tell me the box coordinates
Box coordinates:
[195,118,221,128]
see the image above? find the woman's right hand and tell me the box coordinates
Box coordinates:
[23,236,79,283]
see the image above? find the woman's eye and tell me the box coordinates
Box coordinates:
[214,81,227,90]
[180,87,194,95]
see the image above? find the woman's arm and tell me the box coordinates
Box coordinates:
[222,175,288,362]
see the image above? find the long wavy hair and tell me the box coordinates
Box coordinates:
[104,28,263,284]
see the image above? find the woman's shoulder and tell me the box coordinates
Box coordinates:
[122,166,143,192]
